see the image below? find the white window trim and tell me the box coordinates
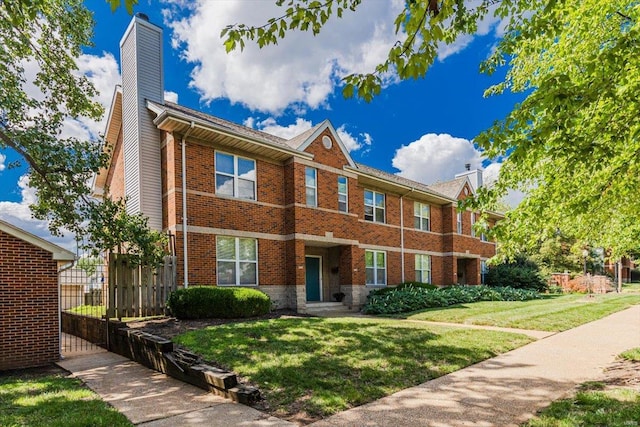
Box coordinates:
[216,236,259,286]
[364,189,386,223]
[365,250,387,286]
[338,176,348,213]
[415,254,432,284]
[305,167,317,207]
[215,151,256,200]
[457,212,463,234]
[414,202,430,231]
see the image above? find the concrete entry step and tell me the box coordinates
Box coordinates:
[306,302,358,317]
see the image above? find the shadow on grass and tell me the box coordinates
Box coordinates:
[174,317,531,422]
[0,374,131,427]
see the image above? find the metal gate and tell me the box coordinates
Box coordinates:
[59,254,108,355]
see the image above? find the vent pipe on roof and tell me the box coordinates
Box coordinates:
[136,12,150,21]
[465,163,471,171]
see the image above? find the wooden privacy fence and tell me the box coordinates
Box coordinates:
[108,253,177,318]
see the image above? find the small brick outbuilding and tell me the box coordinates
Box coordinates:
[0,219,75,371]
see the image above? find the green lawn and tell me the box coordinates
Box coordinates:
[0,371,132,427]
[524,348,640,427]
[403,292,640,332]
[174,317,532,421]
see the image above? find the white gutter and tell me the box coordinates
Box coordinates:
[400,188,415,283]
[182,122,195,288]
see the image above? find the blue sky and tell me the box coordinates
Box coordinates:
[0,0,524,249]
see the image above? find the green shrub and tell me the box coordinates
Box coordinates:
[362,285,540,315]
[167,286,271,319]
[396,281,438,291]
[368,282,437,299]
[485,257,547,291]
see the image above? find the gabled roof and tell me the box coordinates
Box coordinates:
[0,220,75,261]
[146,100,312,163]
[351,163,454,204]
[293,120,356,168]
[427,176,471,199]
[285,123,323,149]
[160,101,292,149]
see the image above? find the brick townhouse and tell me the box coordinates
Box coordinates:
[93,15,501,311]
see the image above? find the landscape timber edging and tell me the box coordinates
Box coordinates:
[106,320,260,404]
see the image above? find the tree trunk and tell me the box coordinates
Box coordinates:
[617,260,623,293]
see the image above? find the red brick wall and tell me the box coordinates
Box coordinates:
[0,231,60,370]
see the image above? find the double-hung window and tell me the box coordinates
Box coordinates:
[216,236,258,286]
[471,212,476,237]
[456,212,463,234]
[364,190,385,223]
[415,254,431,284]
[481,260,488,284]
[414,202,430,231]
[338,176,348,213]
[215,152,256,200]
[305,167,317,207]
[365,250,386,286]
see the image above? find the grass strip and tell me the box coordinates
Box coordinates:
[0,372,132,427]
[405,293,640,332]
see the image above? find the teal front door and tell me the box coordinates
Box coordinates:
[305,257,321,301]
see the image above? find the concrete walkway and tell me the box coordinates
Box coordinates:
[57,351,295,426]
[57,304,640,427]
[310,304,640,426]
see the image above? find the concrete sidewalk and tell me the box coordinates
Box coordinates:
[310,304,640,426]
[57,351,295,426]
[57,305,639,426]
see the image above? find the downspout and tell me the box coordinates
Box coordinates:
[400,188,415,283]
[57,260,75,360]
[181,122,195,288]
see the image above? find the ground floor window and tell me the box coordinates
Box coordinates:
[365,250,386,286]
[216,236,258,285]
[481,260,488,285]
[415,254,431,284]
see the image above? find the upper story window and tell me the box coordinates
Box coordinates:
[414,202,430,231]
[415,254,431,284]
[481,229,489,242]
[471,212,476,237]
[365,250,386,286]
[216,236,258,286]
[456,211,463,234]
[215,152,256,200]
[364,190,385,223]
[305,167,317,207]
[338,176,348,213]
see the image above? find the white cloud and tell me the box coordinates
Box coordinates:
[67,52,121,139]
[164,0,405,113]
[251,117,313,140]
[164,90,179,103]
[247,117,371,152]
[437,3,505,61]
[336,126,372,153]
[392,133,483,184]
[0,175,77,252]
[0,153,5,171]
[392,134,525,206]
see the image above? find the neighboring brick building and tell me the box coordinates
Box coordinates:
[93,15,501,311]
[0,220,75,371]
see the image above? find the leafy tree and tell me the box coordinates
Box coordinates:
[484,256,547,292]
[224,0,640,260]
[0,0,166,265]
